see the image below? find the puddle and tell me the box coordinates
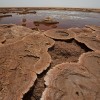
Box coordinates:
[0,10,100,30]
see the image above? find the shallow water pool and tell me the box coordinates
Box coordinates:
[0,10,100,30]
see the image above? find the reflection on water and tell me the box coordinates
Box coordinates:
[0,10,100,30]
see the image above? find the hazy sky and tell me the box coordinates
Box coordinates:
[0,0,100,8]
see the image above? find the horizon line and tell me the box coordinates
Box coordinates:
[0,7,100,9]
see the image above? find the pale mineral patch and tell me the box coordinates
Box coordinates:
[44,29,75,40]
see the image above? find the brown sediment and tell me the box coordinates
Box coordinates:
[34,17,59,26]
[31,27,40,31]
[23,31,91,100]
[22,18,27,22]
[67,27,93,35]
[21,23,27,27]
[23,32,92,100]
[40,26,100,100]
[41,51,100,100]
[23,38,92,100]
[18,10,36,14]
[0,35,6,43]
[22,34,55,74]
[0,14,12,18]
[23,67,50,100]
[67,27,83,33]
[44,29,75,40]
[92,31,100,37]
[0,25,39,45]
[48,39,92,68]
[79,51,100,80]
[33,51,51,74]
[34,21,59,25]
[85,25,100,31]
[0,24,15,28]
[0,41,38,100]
[0,24,100,100]
[0,25,55,100]
[75,30,100,51]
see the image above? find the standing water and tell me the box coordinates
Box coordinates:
[0,10,100,30]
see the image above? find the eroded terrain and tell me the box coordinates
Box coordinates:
[0,24,100,100]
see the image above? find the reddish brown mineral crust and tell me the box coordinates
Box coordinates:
[34,51,51,74]
[0,24,100,100]
[22,34,55,55]
[0,33,54,100]
[41,62,100,100]
[92,31,100,40]
[0,25,39,45]
[44,29,75,40]
[0,24,15,28]
[41,51,100,100]
[0,35,6,43]
[85,25,100,31]
[79,52,100,81]
[0,42,37,100]
[75,31,100,51]
[0,28,6,43]
[67,27,83,34]
[67,27,93,38]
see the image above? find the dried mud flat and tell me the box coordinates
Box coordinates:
[0,24,100,100]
